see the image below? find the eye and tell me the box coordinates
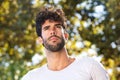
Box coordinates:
[55,24,62,28]
[43,26,49,31]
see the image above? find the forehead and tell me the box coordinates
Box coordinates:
[42,20,61,26]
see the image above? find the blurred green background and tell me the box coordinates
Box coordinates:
[0,0,120,80]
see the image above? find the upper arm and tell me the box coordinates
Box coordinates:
[21,72,31,80]
[90,59,110,80]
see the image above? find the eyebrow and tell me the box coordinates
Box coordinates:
[55,23,62,25]
[42,25,50,30]
[43,23,62,28]
[42,22,63,30]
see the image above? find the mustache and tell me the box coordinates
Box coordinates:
[48,35,61,40]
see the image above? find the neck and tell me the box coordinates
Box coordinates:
[45,48,75,71]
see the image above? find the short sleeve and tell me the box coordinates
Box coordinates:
[21,72,31,80]
[90,59,110,80]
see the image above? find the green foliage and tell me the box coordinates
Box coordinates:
[0,0,120,80]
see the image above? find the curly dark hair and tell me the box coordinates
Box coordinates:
[35,6,67,37]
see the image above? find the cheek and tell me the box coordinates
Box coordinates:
[41,33,48,41]
[41,31,46,38]
[61,28,64,33]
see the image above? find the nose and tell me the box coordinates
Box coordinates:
[50,27,56,35]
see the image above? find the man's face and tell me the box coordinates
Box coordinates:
[40,20,67,52]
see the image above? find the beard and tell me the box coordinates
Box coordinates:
[42,35,65,52]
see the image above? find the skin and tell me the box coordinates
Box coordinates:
[38,20,75,71]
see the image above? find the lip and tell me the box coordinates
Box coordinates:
[50,37,58,41]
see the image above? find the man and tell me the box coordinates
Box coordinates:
[22,6,109,80]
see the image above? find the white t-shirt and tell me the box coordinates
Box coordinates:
[21,57,109,80]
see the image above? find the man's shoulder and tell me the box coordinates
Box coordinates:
[21,64,47,80]
[76,56,96,63]
[75,56,102,68]
[31,64,46,72]
[76,56,105,70]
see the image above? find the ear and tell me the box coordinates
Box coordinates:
[64,32,69,40]
[37,37,43,44]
